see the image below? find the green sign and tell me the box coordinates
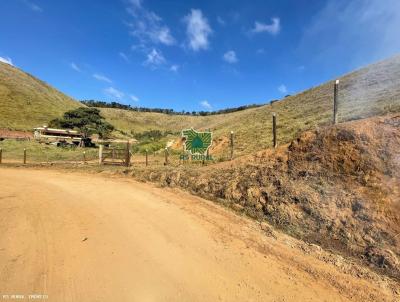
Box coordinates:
[181,128,213,160]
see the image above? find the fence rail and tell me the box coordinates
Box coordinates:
[99,144,130,167]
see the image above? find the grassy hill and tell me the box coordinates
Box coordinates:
[1,54,399,157]
[0,62,82,130]
[101,55,400,157]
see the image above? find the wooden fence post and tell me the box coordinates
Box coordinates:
[230,131,234,161]
[83,151,86,164]
[333,79,339,124]
[23,148,27,164]
[164,147,169,165]
[125,141,130,167]
[272,113,277,148]
[99,144,104,165]
[202,128,211,165]
[181,142,185,165]
[145,149,148,166]
[0,148,2,164]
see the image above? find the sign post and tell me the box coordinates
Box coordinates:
[181,128,213,162]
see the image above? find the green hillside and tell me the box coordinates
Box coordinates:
[0,62,82,130]
[101,55,400,156]
[1,54,399,158]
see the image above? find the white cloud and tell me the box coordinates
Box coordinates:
[278,84,288,94]
[70,62,81,72]
[130,43,146,52]
[200,100,212,110]
[183,9,212,51]
[93,73,112,83]
[251,18,280,35]
[217,16,225,26]
[104,87,124,99]
[126,1,175,46]
[119,52,129,62]
[24,0,42,12]
[144,48,166,67]
[130,95,139,102]
[170,64,179,72]
[0,56,13,66]
[128,0,142,8]
[223,50,238,64]
[154,27,175,45]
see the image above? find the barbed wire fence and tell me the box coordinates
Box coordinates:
[0,78,399,167]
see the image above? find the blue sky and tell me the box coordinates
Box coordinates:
[1,0,400,111]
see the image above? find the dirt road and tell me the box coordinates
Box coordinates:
[0,168,397,301]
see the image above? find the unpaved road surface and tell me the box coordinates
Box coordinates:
[0,168,398,301]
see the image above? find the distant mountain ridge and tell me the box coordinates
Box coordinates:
[81,100,264,116]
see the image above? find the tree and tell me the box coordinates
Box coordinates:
[49,107,114,140]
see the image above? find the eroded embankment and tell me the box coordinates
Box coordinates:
[131,114,400,280]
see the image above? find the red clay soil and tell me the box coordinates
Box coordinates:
[0,129,33,139]
[1,168,398,301]
[132,114,400,280]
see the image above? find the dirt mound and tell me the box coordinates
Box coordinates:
[133,114,400,280]
[209,135,230,154]
[284,115,400,276]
